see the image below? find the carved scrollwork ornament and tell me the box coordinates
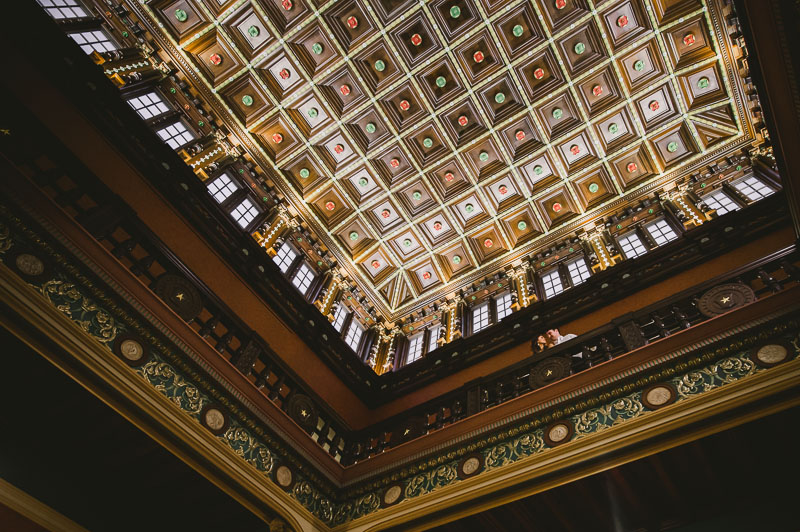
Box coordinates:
[286,394,318,430]
[200,404,230,435]
[698,283,755,317]
[529,356,571,388]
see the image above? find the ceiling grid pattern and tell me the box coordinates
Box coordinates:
[135,0,751,321]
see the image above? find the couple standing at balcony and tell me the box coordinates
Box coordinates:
[534,328,577,354]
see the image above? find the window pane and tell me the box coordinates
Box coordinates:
[127,92,170,120]
[206,173,238,203]
[495,293,513,320]
[344,321,363,352]
[646,219,678,246]
[68,30,116,54]
[156,121,196,149]
[332,304,348,332]
[427,325,441,353]
[39,0,88,19]
[541,269,564,299]
[291,263,316,294]
[703,190,739,216]
[618,232,647,259]
[472,304,489,333]
[231,198,259,229]
[407,333,424,364]
[733,176,774,201]
[567,258,591,286]
[273,244,297,273]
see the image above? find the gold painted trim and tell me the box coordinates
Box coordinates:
[0,265,323,532]
[341,356,800,532]
[0,477,88,532]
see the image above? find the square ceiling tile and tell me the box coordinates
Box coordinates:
[430,0,482,43]
[535,185,581,229]
[535,91,583,142]
[520,152,562,195]
[311,184,355,229]
[556,20,608,77]
[426,159,473,201]
[461,137,505,181]
[436,241,474,280]
[450,193,491,231]
[572,166,618,210]
[371,144,416,187]
[650,122,699,169]
[286,92,332,137]
[403,121,450,168]
[351,39,404,95]
[219,72,272,128]
[323,0,375,53]
[438,99,488,149]
[340,165,383,205]
[418,210,458,248]
[516,47,566,103]
[344,106,392,154]
[466,224,508,265]
[256,50,305,102]
[415,57,467,110]
[599,0,651,52]
[280,152,328,199]
[499,204,543,248]
[498,114,544,162]
[314,130,359,173]
[378,84,427,132]
[261,0,311,35]
[222,2,274,60]
[253,114,301,162]
[286,21,340,78]
[454,29,504,85]
[397,179,437,217]
[388,11,443,69]
[493,3,546,58]
[475,74,526,127]
[480,173,525,213]
[317,65,368,118]
[610,143,657,189]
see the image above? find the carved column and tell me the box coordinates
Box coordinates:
[666,190,706,229]
[317,273,344,317]
[254,207,295,252]
[585,230,620,272]
[368,328,398,375]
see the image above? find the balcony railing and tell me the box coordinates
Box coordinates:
[341,250,799,463]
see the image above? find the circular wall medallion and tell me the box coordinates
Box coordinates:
[113,334,149,367]
[633,59,645,71]
[529,356,571,388]
[422,137,434,148]
[349,231,359,241]
[517,220,527,231]
[552,108,563,120]
[543,419,575,447]
[452,255,462,264]
[381,484,404,507]
[494,92,506,104]
[457,453,485,479]
[374,59,386,72]
[248,25,260,37]
[241,94,254,107]
[450,5,461,18]
[533,67,545,80]
[311,42,323,55]
[340,84,351,96]
[478,151,489,162]
[174,8,188,22]
[410,33,422,46]
[286,394,318,430]
[13,252,46,278]
[435,76,447,88]
[200,404,229,435]
[153,274,203,321]
[399,99,410,111]
[274,464,295,490]
[573,42,586,54]
[299,167,310,179]
[697,283,755,317]
[588,182,599,194]
[641,383,677,410]
[749,342,791,368]
[365,122,376,134]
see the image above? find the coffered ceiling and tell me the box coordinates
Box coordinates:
[135,0,754,323]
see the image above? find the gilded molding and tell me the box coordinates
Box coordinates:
[0,200,798,529]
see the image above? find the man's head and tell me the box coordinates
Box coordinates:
[546,328,561,342]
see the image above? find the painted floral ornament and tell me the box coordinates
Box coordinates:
[272,133,283,144]
[515,130,526,141]
[365,122,376,134]
[452,255,462,264]
[592,84,603,97]
[358,177,368,187]
[444,172,455,182]
[334,144,345,154]
[248,26,261,37]
[626,162,638,173]
[473,51,485,63]
[616,15,628,27]
[555,0,567,9]
[346,16,358,29]
[325,201,335,211]
[649,100,660,112]
[411,33,422,46]
[390,158,400,168]
[683,32,696,46]
[340,84,351,96]
[433,221,443,231]
[633,59,645,71]
[569,144,580,155]
[311,42,323,55]
[422,271,432,280]
[209,53,223,66]
[299,168,310,179]
[478,151,489,162]
[349,231,359,241]
[458,115,469,127]
[484,238,493,248]
[512,24,524,38]
[281,0,292,10]
[517,220,527,230]
[552,202,562,213]
[588,182,599,193]
[279,68,291,80]
[381,209,391,218]
[371,260,381,269]
[422,137,434,148]
[174,8,188,22]
[241,94,254,107]
[399,99,410,111]
[552,108,563,120]
[533,67,545,80]
[498,185,508,195]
